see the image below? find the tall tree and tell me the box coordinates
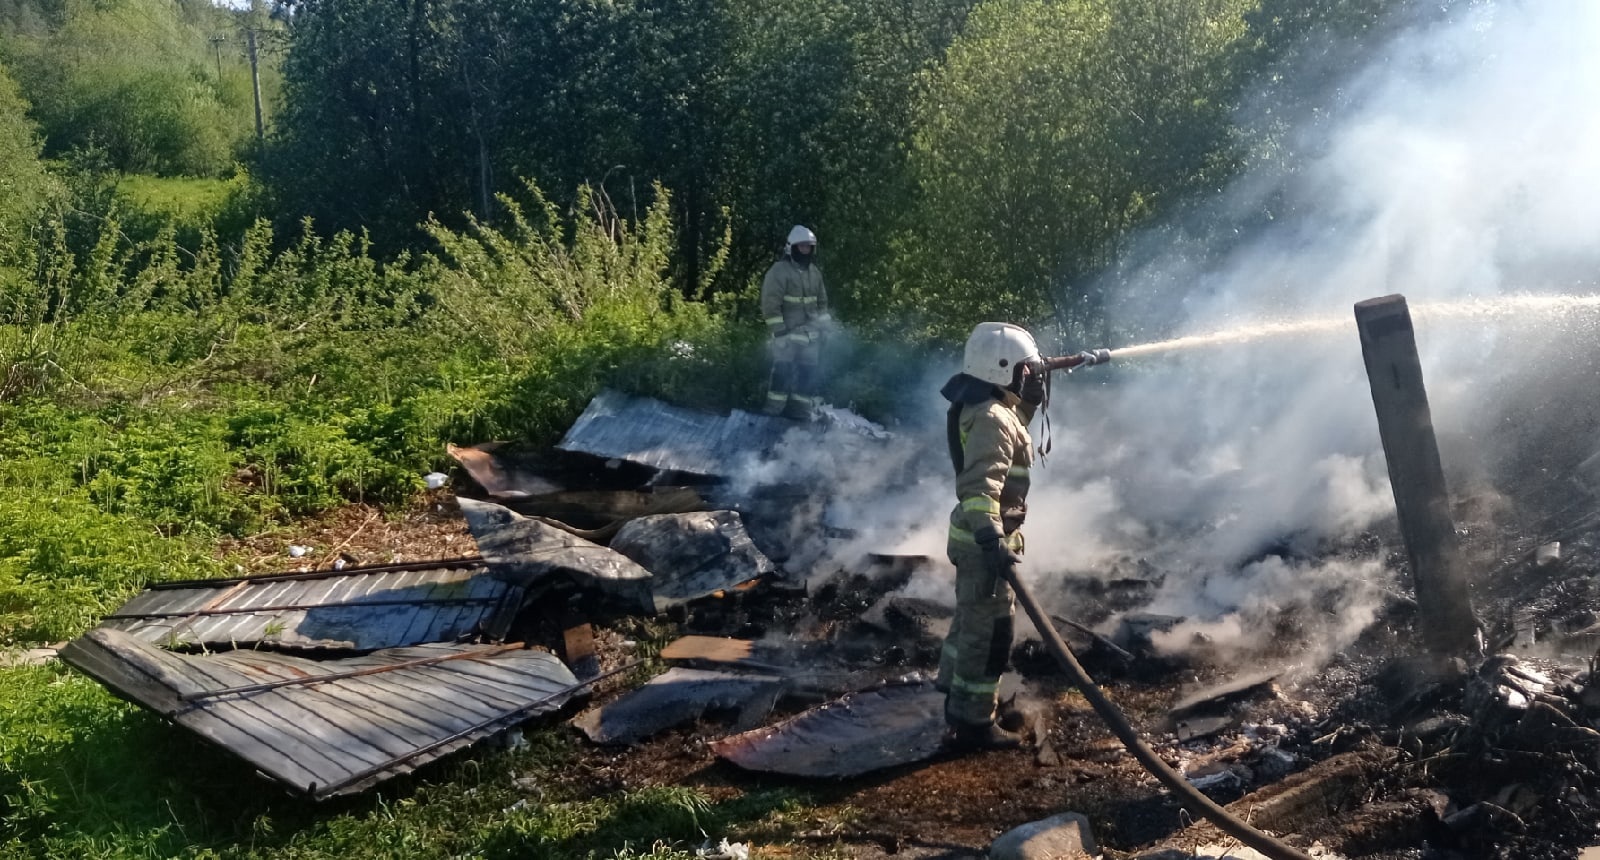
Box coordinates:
[0,59,57,262]
[878,0,1255,340]
[0,0,259,176]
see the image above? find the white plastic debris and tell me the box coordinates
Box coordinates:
[288,545,311,558]
[1536,541,1561,567]
[695,839,750,860]
[425,471,449,489]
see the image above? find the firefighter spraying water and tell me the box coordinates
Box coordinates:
[933,322,1313,860]
[936,322,1111,750]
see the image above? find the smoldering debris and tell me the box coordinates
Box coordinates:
[460,497,655,613]
[711,681,948,778]
[57,370,1600,860]
[447,441,566,498]
[610,511,778,611]
[572,667,786,745]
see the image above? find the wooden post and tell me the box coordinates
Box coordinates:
[1354,295,1479,653]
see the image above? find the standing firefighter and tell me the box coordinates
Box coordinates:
[760,225,829,420]
[938,322,1109,750]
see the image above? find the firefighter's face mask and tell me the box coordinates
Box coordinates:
[1017,359,1047,405]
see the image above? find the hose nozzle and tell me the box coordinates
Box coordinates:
[1040,348,1112,373]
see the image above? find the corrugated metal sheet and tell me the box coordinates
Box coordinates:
[711,681,947,777]
[61,629,580,799]
[557,389,792,477]
[610,512,777,610]
[459,498,654,613]
[572,666,783,745]
[100,559,519,651]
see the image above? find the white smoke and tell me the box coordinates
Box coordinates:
[760,1,1600,667]
[1026,0,1600,661]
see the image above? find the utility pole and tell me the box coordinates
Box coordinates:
[246,28,265,141]
[210,35,226,81]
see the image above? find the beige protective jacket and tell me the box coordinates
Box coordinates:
[948,391,1035,549]
[759,257,828,342]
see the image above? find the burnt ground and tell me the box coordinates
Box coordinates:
[214,488,1600,859]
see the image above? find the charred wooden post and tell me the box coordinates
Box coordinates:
[1354,295,1479,653]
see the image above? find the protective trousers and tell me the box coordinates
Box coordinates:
[764,332,821,419]
[938,537,1018,727]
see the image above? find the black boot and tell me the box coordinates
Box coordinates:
[946,720,1023,752]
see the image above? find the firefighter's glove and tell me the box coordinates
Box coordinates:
[974,523,1021,581]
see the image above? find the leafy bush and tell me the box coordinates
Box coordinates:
[224,401,420,518]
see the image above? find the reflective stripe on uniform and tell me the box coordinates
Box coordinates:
[1007,465,1029,478]
[948,675,999,696]
[765,315,785,326]
[949,523,1022,551]
[782,295,807,303]
[961,496,1000,515]
[766,390,789,403]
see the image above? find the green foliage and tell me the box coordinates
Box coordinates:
[872,0,1256,341]
[0,0,269,176]
[0,401,224,642]
[0,176,755,644]
[423,181,759,439]
[0,59,58,260]
[224,400,420,517]
[114,173,240,249]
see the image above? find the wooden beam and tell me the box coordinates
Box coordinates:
[1354,295,1479,652]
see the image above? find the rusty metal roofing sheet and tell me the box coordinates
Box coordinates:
[99,559,517,651]
[556,389,792,477]
[572,666,784,745]
[61,629,579,799]
[711,681,947,777]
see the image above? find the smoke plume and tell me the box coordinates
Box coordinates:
[766,1,1600,666]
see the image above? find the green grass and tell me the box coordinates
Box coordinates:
[0,179,888,859]
[115,175,234,224]
[0,665,816,859]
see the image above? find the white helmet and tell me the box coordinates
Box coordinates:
[962,322,1040,385]
[785,224,818,249]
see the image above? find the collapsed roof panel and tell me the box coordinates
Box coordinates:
[60,629,579,799]
[572,666,785,745]
[711,681,947,778]
[459,498,654,612]
[556,389,790,477]
[611,511,777,610]
[101,559,517,651]
[446,442,566,498]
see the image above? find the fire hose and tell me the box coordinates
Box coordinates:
[999,564,1314,860]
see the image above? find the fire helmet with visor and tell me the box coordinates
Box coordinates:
[962,322,1041,386]
[785,224,818,253]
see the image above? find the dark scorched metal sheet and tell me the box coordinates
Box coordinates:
[571,666,785,745]
[459,497,654,612]
[711,681,947,778]
[610,511,777,610]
